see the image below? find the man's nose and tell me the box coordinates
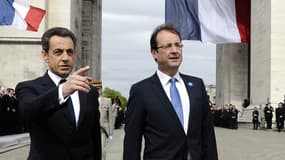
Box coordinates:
[61,51,69,60]
[169,46,180,53]
[170,44,182,52]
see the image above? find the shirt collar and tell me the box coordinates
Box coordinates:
[47,70,70,86]
[156,69,182,86]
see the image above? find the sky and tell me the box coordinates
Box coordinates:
[102,0,216,97]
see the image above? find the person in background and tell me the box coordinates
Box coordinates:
[15,27,101,160]
[259,105,266,130]
[0,87,5,135]
[230,105,239,129]
[264,103,274,129]
[111,98,119,130]
[123,23,218,160]
[114,97,124,129]
[275,102,284,132]
[252,107,259,130]
[95,81,112,136]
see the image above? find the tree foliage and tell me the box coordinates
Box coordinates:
[103,87,127,109]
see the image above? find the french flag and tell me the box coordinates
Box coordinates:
[165,0,250,43]
[0,0,46,32]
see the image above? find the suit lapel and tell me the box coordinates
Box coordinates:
[150,74,185,132]
[40,72,56,87]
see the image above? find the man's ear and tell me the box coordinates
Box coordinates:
[41,50,48,63]
[151,49,158,62]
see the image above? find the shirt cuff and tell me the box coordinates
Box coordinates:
[58,84,68,105]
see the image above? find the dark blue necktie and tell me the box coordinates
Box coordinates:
[59,79,76,126]
[169,77,184,126]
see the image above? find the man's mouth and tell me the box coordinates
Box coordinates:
[60,65,70,69]
[169,57,179,60]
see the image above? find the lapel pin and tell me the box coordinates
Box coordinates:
[187,82,194,87]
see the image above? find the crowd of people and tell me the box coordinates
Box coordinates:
[252,103,285,132]
[209,101,285,132]
[0,86,23,135]
[210,104,239,129]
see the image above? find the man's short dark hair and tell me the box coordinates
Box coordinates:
[150,23,182,51]
[41,27,77,52]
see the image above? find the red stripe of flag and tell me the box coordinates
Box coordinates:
[235,0,251,43]
[25,5,46,31]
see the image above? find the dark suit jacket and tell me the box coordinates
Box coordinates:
[123,73,218,160]
[15,73,101,160]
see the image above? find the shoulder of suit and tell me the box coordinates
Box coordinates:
[179,73,203,82]
[15,73,54,91]
[16,74,46,86]
[131,75,154,86]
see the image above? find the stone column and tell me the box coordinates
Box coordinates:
[47,0,71,28]
[250,0,271,105]
[251,0,285,107]
[79,0,102,80]
[216,44,249,110]
[48,0,102,80]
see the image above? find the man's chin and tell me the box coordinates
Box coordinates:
[169,61,181,67]
[58,70,71,78]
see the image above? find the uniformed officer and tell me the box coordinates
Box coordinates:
[264,103,274,129]
[276,102,285,132]
[252,107,259,130]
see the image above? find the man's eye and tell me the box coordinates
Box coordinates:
[174,43,183,48]
[67,50,74,56]
[165,44,172,49]
[54,50,62,56]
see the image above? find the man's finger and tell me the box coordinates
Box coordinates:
[71,75,92,84]
[86,76,93,83]
[73,66,90,76]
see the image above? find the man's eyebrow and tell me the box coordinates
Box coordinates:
[53,48,63,52]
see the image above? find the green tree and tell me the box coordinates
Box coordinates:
[103,87,127,109]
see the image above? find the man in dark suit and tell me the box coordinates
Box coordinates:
[276,102,285,132]
[264,103,274,129]
[123,24,218,160]
[15,27,101,160]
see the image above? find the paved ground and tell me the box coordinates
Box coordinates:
[216,126,285,160]
[1,124,285,160]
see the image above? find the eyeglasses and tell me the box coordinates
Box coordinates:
[156,42,183,50]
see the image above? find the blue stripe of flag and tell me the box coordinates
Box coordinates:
[165,0,201,41]
[0,0,16,25]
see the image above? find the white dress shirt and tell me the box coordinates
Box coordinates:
[48,70,80,126]
[156,70,190,133]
